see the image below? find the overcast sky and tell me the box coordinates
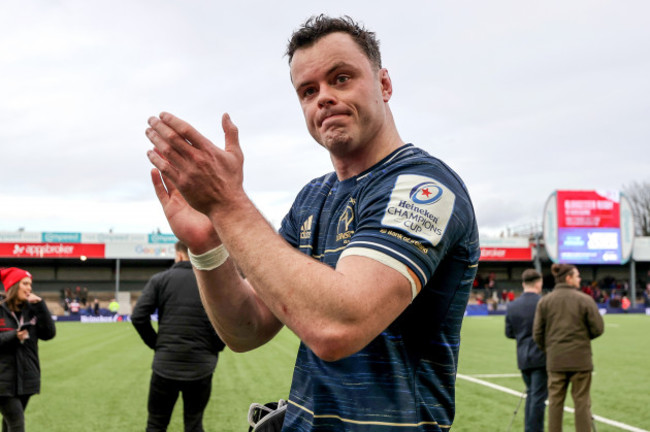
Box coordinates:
[1,0,648,238]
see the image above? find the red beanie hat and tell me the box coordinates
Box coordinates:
[0,268,33,292]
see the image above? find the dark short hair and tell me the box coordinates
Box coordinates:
[522,269,542,284]
[551,263,576,284]
[286,15,382,70]
[175,241,188,255]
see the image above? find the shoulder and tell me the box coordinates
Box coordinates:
[365,145,476,224]
[507,296,521,308]
[296,172,338,198]
[370,145,471,195]
[366,146,476,245]
[577,291,598,307]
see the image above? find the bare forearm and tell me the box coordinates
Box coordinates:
[194,256,283,352]
[207,197,411,360]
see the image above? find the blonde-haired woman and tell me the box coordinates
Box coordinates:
[0,268,56,432]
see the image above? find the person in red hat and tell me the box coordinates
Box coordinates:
[0,268,56,432]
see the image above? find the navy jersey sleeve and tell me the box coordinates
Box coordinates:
[279,203,299,249]
[279,173,337,254]
[340,167,476,298]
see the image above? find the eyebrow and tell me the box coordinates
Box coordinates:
[294,61,356,92]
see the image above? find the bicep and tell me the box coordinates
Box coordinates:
[297,254,412,361]
[335,254,413,335]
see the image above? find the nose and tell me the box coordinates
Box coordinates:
[317,86,337,108]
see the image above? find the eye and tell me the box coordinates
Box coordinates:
[302,87,317,99]
[335,75,350,84]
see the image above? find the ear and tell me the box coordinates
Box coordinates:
[378,68,393,102]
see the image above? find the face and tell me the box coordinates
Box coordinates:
[566,269,581,288]
[15,277,32,302]
[290,32,392,159]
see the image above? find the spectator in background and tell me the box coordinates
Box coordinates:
[0,268,56,432]
[621,295,631,311]
[486,272,497,300]
[69,298,80,315]
[108,299,119,316]
[132,242,225,432]
[472,274,485,290]
[505,269,547,432]
[93,298,100,316]
[533,264,604,432]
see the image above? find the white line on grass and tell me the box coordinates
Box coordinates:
[466,372,597,378]
[457,374,649,432]
[467,373,521,378]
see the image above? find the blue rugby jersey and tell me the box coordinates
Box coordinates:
[278,144,480,431]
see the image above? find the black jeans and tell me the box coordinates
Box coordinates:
[0,395,31,432]
[521,367,548,432]
[146,372,213,432]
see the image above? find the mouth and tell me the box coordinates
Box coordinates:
[319,112,348,128]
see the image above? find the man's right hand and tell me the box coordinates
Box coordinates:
[150,169,220,254]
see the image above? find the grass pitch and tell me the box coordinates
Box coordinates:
[27,314,649,431]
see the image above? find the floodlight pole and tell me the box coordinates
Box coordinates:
[629,258,636,308]
[115,258,121,300]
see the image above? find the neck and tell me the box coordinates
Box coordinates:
[175,252,189,263]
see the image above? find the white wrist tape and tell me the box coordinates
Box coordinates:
[188,244,229,271]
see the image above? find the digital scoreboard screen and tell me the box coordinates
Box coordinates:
[554,190,623,264]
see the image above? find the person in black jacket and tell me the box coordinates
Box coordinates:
[0,267,56,432]
[505,269,547,432]
[132,242,226,432]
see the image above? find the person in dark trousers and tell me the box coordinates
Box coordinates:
[0,267,56,432]
[132,242,225,432]
[533,263,604,432]
[505,269,547,432]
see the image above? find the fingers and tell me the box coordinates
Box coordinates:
[150,168,170,205]
[146,112,208,180]
[158,112,213,151]
[145,124,183,185]
[146,112,223,181]
[222,113,244,161]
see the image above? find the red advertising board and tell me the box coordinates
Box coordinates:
[556,190,620,228]
[479,246,532,261]
[0,243,105,258]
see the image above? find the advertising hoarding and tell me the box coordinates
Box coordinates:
[479,237,532,261]
[0,243,105,259]
[0,230,178,260]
